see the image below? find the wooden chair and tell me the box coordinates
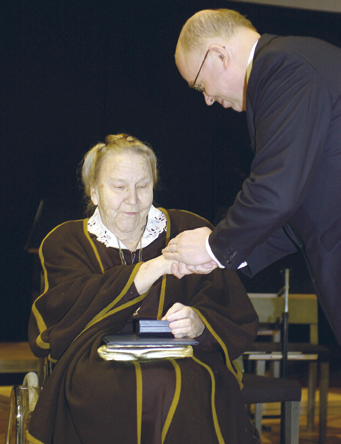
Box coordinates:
[245,293,330,443]
[242,373,301,444]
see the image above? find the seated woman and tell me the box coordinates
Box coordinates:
[28,134,259,444]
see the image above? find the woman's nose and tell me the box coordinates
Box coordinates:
[204,92,214,106]
[125,188,138,205]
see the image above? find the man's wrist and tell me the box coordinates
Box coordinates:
[205,235,225,268]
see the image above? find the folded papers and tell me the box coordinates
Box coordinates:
[98,344,194,361]
[98,334,198,361]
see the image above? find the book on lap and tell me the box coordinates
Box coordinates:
[102,335,199,347]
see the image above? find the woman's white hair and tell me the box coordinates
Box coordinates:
[81,133,158,214]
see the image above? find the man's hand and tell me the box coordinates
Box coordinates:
[162,302,205,338]
[170,261,218,279]
[162,227,213,265]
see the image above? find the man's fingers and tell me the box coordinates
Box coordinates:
[171,262,185,279]
[178,262,193,275]
[162,250,180,260]
[163,237,180,252]
[162,246,177,254]
[201,261,217,269]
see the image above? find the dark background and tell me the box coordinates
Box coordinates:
[1,1,340,345]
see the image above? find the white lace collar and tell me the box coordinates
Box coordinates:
[87,205,167,249]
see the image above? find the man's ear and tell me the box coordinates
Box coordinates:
[208,44,229,68]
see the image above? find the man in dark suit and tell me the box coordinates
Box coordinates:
[163,9,341,343]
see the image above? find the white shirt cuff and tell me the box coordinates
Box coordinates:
[205,235,225,268]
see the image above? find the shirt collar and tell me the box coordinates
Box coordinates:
[246,40,259,85]
[87,205,167,249]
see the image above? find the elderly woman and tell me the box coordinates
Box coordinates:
[28,134,259,444]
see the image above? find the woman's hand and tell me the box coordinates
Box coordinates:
[162,302,205,338]
[134,256,179,295]
[134,256,217,295]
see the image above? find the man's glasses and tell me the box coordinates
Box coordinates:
[191,48,210,91]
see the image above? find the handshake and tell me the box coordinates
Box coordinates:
[162,226,219,279]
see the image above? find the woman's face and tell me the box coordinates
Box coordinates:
[91,151,153,241]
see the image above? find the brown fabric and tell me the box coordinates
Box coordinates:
[141,361,176,444]
[28,209,258,444]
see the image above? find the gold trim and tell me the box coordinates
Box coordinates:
[191,308,243,389]
[26,430,45,444]
[133,361,143,444]
[157,208,171,246]
[72,292,147,348]
[83,218,105,273]
[83,262,144,330]
[161,358,181,443]
[164,208,212,227]
[191,356,225,444]
[157,278,167,320]
[33,220,88,351]
[47,355,58,364]
[234,359,244,386]
[33,222,67,350]
[36,334,50,350]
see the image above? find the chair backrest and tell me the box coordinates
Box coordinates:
[248,293,319,344]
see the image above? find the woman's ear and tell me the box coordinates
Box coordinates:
[90,185,99,206]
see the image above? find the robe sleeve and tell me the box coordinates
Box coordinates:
[29,220,145,360]
[188,268,258,362]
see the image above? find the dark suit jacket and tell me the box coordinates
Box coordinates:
[209,34,341,343]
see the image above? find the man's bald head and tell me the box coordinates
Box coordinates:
[176,9,256,57]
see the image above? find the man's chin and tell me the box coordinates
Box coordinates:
[220,100,242,112]
[232,104,244,112]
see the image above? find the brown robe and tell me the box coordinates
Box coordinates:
[28,209,258,444]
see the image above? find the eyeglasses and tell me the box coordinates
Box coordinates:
[191,48,210,91]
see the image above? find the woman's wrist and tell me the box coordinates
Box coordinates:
[134,256,173,294]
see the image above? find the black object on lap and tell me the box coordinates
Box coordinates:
[102,335,199,347]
